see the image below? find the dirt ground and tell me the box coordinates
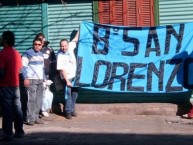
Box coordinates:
[1,107,193,145]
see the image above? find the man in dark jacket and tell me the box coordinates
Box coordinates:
[35,33,56,117]
[35,33,56,81]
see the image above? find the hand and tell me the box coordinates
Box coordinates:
[24,79,30,87]
[66,81,72,87]
[43,81,47,89]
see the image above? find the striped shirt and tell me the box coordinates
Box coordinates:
[22,47,46,80]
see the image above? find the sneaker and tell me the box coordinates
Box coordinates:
[71,111,78,117]
[26,121,34,126]
[42,111,49,117]
[182,114,193,119]
[35,119,44,124]
[65,113,72,119]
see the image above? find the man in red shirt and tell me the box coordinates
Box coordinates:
[0,31,24,141]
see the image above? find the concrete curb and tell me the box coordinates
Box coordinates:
[75,103,178,116]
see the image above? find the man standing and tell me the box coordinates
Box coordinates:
[35,33,56,81]
[57,30,79,119]
[0,31,25,141]
[22,38,46,125]
[35,33,56,117]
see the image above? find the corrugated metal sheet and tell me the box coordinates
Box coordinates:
[47,3,93,52]
[0,5,42,53]
[159,0,193,25]
[77,89,191,103]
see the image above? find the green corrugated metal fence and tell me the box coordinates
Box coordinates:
[0,2,93,53]
[47,3,93,51]
[0,4,42,53]
[159,0,193,25]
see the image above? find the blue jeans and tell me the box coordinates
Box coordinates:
[63,79,78,114]
[0,87,24,136]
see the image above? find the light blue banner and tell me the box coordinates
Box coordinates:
[75,21,193,93]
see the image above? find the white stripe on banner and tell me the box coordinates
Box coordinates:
[74,21,193,93]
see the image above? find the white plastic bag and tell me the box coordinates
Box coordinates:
[42,80,53,111]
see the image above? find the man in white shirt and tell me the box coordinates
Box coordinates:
[57,30,79,119]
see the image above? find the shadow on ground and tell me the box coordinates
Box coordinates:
[0,131,193,145]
